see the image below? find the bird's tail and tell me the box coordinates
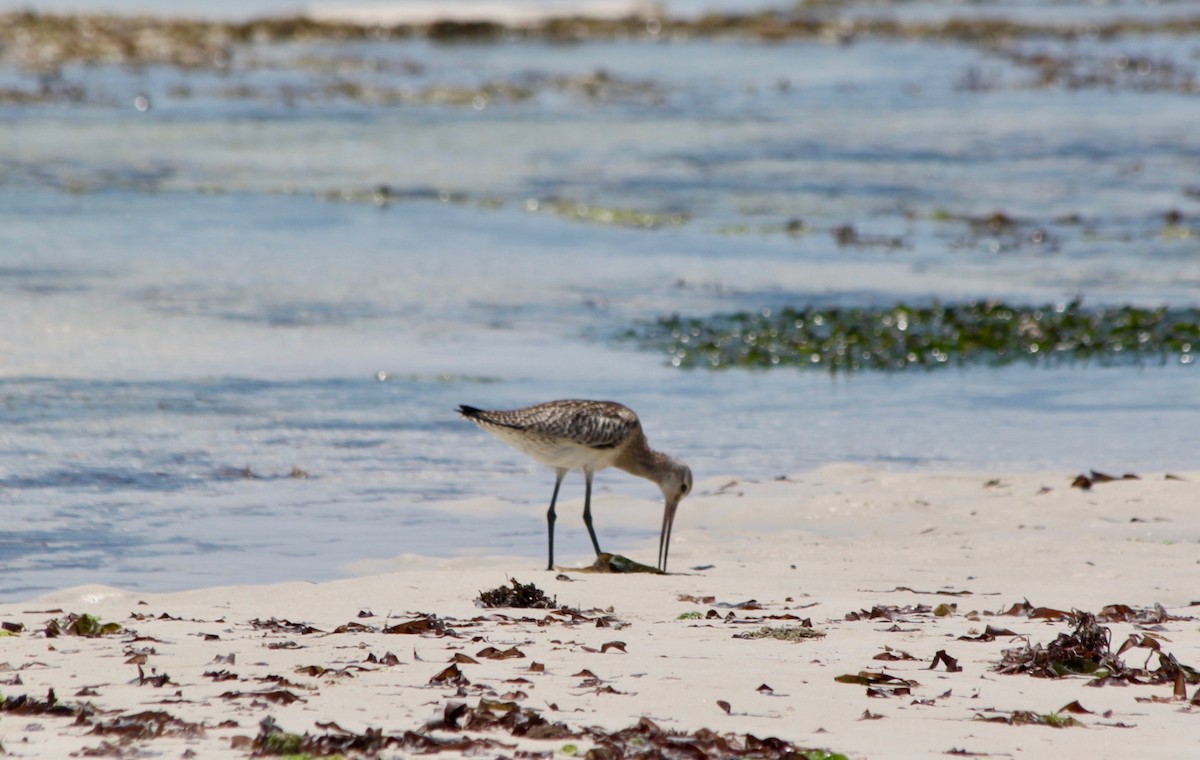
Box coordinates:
[457,404,484,419]
[457,404,527,431]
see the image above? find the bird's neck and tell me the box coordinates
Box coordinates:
[615,439,674,485]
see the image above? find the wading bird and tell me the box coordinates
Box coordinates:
[458,400,692,572]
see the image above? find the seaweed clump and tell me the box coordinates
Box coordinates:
[995,610,1200,689]
[476,578,557,609]
[44,612,122,637]
[641,300,1200,372]
[255,700,848,758]
[1,689,205,753]
[0,689,86,719]
[996,611,1119,678]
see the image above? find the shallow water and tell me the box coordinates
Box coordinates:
[2,0,1199,598]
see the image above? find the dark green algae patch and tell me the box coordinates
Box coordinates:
[637,301,1200,372]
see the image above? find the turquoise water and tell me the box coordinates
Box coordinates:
[2,0,1199,598]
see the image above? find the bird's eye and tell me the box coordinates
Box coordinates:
[681,483,689,494]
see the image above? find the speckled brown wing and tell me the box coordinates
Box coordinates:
[458,400,640,450]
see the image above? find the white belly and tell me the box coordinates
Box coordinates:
[489,427,620,472]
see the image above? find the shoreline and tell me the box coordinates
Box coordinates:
[2,467,1198,758]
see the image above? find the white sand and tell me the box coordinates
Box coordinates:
[1,466,1197,758]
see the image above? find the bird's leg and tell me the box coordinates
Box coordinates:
[546,469,566,571]
[582,467,603,558]
[658,508,669,572]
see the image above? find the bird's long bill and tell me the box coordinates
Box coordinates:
[657,497,680,573]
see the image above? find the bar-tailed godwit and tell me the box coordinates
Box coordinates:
[458,400,692,572]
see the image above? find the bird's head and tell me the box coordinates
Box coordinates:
[656,458,692,573]
[657,459,692,506]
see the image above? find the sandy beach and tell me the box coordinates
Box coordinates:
[1,466,1196,759]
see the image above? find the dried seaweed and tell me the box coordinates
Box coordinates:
[383,614,451,636]
[1070,470,1141,490]
[428,664,469,687]
[254,699,846,758]
[995,599,1072,621]
[997,612,1118,678]
[958,624,1019,642]
[89,710,205,741]
[253,714,514,757]
[972,709,1082,728]
[220,689,305,706]
[1,690,210,754]
[475,646,526,660]
[476,578,557,609]
[203,669,239,682]
[0,689,87,718]
[835,671,918,690]
[734,625,825,642]
[472,605,626,630]
[135,665,176,688]
[1097,603,1193,626]
[714,600,763,610]
[929,650,962,672]
[44,613,122,638]
[845,604,933,622]
[871,586,975,597]
[996,599,1194,626]
[248,617,321,635]
[364,651,401,666]
[294,665,362,679]
[995,611,1200,687]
